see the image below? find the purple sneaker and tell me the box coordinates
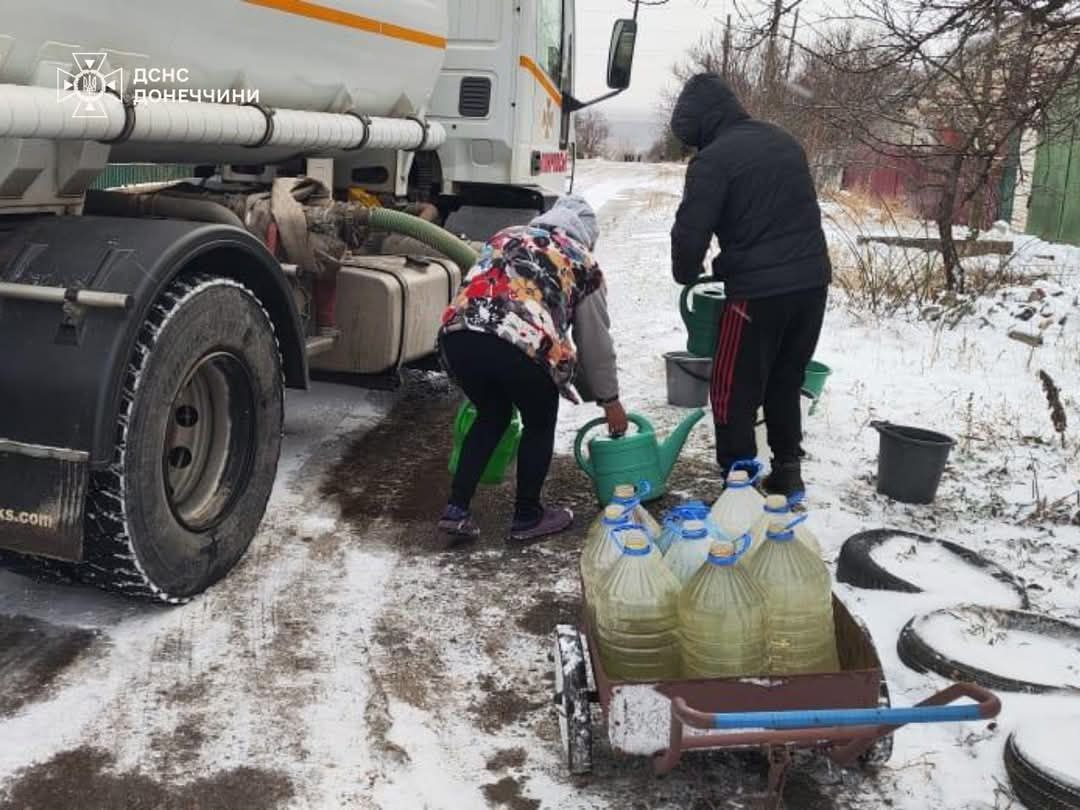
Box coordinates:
[509,506,574,542]
[438,505,480,540]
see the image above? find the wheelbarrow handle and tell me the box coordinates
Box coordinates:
[654,682,1000,776]
[677,682,999,731]
[704,701,985,731]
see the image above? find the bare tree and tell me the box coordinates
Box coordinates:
[663,0,1080,291]
[574,109,611,158]
[796,0,1080,291]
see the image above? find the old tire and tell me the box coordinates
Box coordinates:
[897,606,1080,694]
[1005,724,1080,809]
[836,529,1029,608]
[79,274,283,603]
[553,624,593,776]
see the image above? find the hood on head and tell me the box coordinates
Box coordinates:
[530,195,600,250]
[670,73,750,149]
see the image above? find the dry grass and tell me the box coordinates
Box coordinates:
[827,190,1047,319]
[823,186,920,226]
[829,242,943,317]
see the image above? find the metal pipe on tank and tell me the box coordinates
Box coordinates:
[0,85,446,152]
[83,190,245,228]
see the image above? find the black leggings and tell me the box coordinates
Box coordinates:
[442,331,560,520]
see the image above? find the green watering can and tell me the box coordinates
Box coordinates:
[680,278,726,358]
[574,410,705,505]
[448,401,522,485]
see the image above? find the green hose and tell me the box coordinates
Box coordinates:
[368,207,479,271]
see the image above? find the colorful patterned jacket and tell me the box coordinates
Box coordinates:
[440,224,619,405]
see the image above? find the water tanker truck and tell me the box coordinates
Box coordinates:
[0,0,641,601]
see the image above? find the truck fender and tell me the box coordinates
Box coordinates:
[0,215,307,468]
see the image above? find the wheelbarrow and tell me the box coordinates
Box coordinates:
[552,596,1000,809]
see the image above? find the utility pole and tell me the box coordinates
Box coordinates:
[722,13,732,79]
[784,8,800,80]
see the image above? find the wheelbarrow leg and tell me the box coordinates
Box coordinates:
[653,707,685,776]
[761,746,792,810]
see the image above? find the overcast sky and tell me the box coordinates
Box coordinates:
[576,0,834,128]
[577,0,719,122]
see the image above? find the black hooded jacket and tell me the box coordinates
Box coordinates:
[670,74,831,299]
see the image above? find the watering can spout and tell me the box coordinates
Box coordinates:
[659,408,706,483]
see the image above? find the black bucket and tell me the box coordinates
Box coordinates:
[871,421,955,505]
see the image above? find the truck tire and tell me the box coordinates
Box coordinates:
[80,274,284,603]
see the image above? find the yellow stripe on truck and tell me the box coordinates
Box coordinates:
[245,0,448,49]
[519,55,562,106]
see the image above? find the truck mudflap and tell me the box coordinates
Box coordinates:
[0,440,87,561]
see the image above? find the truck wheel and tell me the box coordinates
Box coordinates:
[81,274,284,603]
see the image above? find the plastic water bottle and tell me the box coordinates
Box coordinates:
[656,501,709,555]
[588,483,661,541]
[594,529,681,681]
[748,518,839,676]
[678,536,767,678]
[663,519,714,585]
[709,466,765,539]
[746,496,822,561]
[580,506,632,602]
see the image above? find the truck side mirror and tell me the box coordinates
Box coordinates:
[606,19,637,90]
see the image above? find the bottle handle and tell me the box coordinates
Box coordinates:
[610,523,647,549]
[785,514,809,531]
[730,458,764,485]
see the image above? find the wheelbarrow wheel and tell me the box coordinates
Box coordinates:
[553,625,593,776]
[858,679,894,769]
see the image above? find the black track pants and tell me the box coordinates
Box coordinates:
[710,286,827,472]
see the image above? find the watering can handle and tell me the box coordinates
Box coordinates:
[679,275,712,319]
[574,418,607,476]
[574,413,655,474]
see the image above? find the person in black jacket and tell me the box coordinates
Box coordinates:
[670,73,831,497]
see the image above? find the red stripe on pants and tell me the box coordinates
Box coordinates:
[710,305,736,418]
[711,301,746,424]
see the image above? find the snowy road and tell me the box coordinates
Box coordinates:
[1,161,1078,810]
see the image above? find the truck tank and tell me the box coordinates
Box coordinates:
[0,0,449,162]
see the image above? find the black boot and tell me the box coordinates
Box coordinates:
[764,461,805,498]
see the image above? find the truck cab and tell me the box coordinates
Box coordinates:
[429,0,637,238]
[435,1,573,195]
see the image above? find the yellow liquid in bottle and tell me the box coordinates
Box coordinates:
[748,519,839,675]
[595,531,681,681]
[679,541,768,678]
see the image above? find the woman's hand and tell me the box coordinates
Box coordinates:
[603,400,629,438]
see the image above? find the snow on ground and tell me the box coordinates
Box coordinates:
[0,159,1077,810]
[565,159,1080,808]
